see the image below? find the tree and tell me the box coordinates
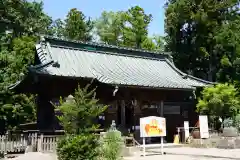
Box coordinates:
[0,0,49,132]
[141,34,165,51]
[214,19,240,84]
[56,84,107,160]
[1,0,52,37]
[64,8,93,41]
[56,84,107,134]
[165,0,240,81]
[95,6,153,49]
[0,36,37,132]
[95,11,125,45]
[123,6,152,48]
[196,83,240,123]
[141,37,157,51]
[49,19,65,38]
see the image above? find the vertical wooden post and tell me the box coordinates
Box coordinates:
[4,132,8,155]
[160,100,165,143]
[160,100,164,117]
[161,136,164,155]
[142,137,146,157]
[37,134,43,152]
[133,99,137,132]
[121,100,126,127]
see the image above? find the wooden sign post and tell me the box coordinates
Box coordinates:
[140,116,166,156]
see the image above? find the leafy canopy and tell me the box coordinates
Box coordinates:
[95,6,165,51]
[197,83,240,120]
[64,8,93,41]
[0,36,37,132]
[165,0,240,81]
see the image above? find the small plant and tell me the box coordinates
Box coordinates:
[57,134,100,160]
[100,127,123,160]
[234,114,240,131]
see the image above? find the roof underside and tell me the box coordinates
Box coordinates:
[27,37,213,90]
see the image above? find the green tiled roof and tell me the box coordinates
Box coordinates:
[30,36,212,90]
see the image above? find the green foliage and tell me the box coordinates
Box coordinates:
[49,19,65,38]
[1,0,52,37]
[197,83,240,121]
[0,36,37,132]
[95,11,125,45]
[100,129,123,160]
[95,6,164,51]
[214,19,240,83]
[223,118,234,128]
[57,134,100,160]
[123,6,152,48]
[141,35,165,51]
[233,114,240,131]
[56,84,107,134]
[56,84,107,160]
[0,0,47,132]
[165,0,240,81]
[64,8,93,41]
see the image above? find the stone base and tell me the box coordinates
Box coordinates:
[216,137,240,149]
[121,146,138,157]
[189,136,240,149]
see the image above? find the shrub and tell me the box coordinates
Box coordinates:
[100,129,123,160]
[197,83,240,122]
[56,84,107,134]
[57,134,100,160]
[234,114,240,131]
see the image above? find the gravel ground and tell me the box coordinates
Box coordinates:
[124,147,240,160]
[124,155,231,160]
[7,152,57,160]
[7,147,240,160]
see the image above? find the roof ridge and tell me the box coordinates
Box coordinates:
[41,35,171,57]
[49,43,166,62]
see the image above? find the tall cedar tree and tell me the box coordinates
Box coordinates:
[165,0,240,82]
[64,8,93,41]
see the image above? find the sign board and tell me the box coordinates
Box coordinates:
[184,121,190,141]
[140,116,166,137]
[199,115,209,138]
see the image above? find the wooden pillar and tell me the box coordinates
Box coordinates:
[36,94,55,130]
[121,100,126,127]
[160,100,164,117]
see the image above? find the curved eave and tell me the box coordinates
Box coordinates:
[27,68,196,91]
[164,58,214,87]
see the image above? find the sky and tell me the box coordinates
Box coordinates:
[36,0,166,36]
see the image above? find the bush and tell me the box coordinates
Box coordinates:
[57,134,100,160]
[100,129,123,160]
[197,83,240,121]
[234,114,240,131]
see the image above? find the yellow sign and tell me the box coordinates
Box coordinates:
[140,116,166,137]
